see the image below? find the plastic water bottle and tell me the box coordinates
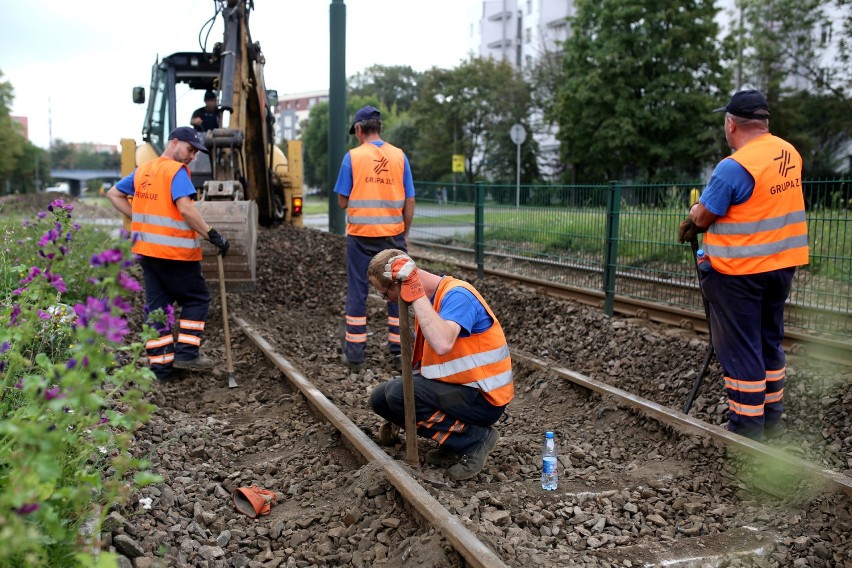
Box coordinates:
[541,431,558,490]
[696,249,712,273]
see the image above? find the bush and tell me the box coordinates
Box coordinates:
[0,199,159,567]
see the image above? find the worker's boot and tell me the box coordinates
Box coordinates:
[425,445,458,466]
[377,422,400,446]
[173,355,215,371]
[447,427,500,481]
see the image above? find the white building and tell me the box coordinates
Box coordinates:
[469,0,574,71]
[273,90,329,143]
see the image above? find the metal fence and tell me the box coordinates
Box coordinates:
[412,179,852,341]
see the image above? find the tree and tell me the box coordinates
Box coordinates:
[552,0,730,182]
[725,0,852,176]
[411,57,538,185]
[0,70,25,188]
[349,65,423,114]
[10,143,50,194]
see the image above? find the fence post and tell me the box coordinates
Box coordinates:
[602,181,622,317]
[475,182,485,280]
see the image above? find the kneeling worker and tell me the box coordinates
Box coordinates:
[367,250,513,480]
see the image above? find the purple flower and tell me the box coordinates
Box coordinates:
[101,249,123,264]
[48,273,67,293]
[16,239,23,245]
[82,356,89,368]
[10,304,21,326]
[45,386,62,400]
[65,232,73,242]
[87,277,100,285]
[0,341,9,354]
[37,310,50,320]
[66,358,77,369]
[99,415,109,425]
[0,361,6,372]
[19,266,42,285]
[72,223,81,231]
[112,296,132,313]
[37,212,47,219]
[73,297,109,327]
[14,379,23,389]
[94,314,130,343]
[50,198,65,209]
[117,271,142,292]
[14,503,40,516]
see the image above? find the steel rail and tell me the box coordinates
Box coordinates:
[411,238,851,322]
[413,249,852,367]
[232,315,509,568]
[511,351,852,497]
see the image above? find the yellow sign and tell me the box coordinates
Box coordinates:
[452,154,465,173]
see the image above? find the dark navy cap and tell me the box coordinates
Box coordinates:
[168,126,209,154]
[349,105,381,134]
[204,89,216,101]
[713,90,770,120]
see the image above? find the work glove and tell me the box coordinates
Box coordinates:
[207,227,229,257]
[232,486,276,518]
[678,219,706,244]
[383,254,425,303]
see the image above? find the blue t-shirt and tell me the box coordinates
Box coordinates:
[115,167,197,202]
[436,284,493,337]
[333,141,415,198]
[699,158,755,216]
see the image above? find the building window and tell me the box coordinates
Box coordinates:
[525,27,532,43]
[820,23,832,46]
[526,0,532,14]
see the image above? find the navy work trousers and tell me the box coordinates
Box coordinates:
[369,374,505,454]
[343,234,406,364]
[701,267,794,440]
[140,256,211,379]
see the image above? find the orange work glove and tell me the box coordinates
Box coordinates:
[384,254,425,303]
[232,486,277,518]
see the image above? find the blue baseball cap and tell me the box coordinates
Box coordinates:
[168,126,209,154]
[349,105,381,134]
[713,90,770,120]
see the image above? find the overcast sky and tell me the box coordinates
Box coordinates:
[1,0,481,149]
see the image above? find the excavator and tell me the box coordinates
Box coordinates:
[121,0,303,289]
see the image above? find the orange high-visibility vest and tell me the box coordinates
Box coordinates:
[346,142,406,237]
[704,134,809,275]
[413,277,514,407]
[130,157,202,261]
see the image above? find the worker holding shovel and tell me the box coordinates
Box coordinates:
[366,249,513,481]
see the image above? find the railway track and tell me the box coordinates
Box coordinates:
[219,310,852,567]
[113,224,849,566]
[410,244,852,367]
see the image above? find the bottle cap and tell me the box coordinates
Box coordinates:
[696,248,705,256]
[545,431,554,438]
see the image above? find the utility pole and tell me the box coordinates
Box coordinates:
[48,97,53,148]
[328,0,347,235]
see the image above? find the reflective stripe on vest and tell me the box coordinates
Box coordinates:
[346,142,406,237]
[130,157,202,261]
[413,277,514,406]
[703,134,808,275]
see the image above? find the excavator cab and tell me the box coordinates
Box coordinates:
[126,0,303,290]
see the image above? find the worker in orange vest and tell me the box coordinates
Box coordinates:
[367,249,513,481]
[334,106,416,371]
[107,127,229,381]
[679,90,809,441]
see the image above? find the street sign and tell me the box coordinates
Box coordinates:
[510,123,526,145]
[452,154,465,173]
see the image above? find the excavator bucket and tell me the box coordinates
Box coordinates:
[197,200,258,292]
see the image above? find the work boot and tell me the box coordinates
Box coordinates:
[341,352,365,371]
[764,422,787,440]
[377,422,400,447]
[447,427,499,481]
[173,356,215,371]
[391,354,402,371]
[425,445,458,466]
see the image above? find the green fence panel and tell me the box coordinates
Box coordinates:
[412,178,851,341]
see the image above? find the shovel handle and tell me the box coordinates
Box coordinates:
[398,296,419,467]
[217,255,235,375]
